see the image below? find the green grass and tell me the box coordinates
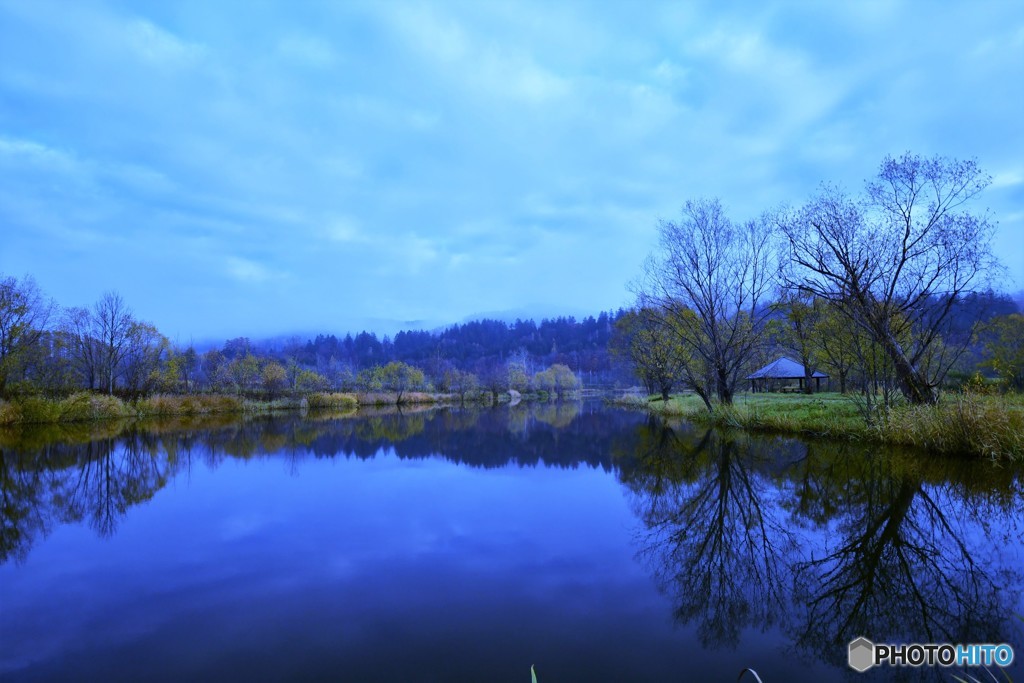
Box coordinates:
[613,391,1024,460]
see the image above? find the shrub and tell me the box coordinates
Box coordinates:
[355,391,393,406]
[136,394,180,416]
[307,392,358,410]
[0,399,21,425]
[14,396,62,424]
[59,392,133,422]
[881,393,1024,460]
[197,395,244,413]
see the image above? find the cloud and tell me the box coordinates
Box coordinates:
[685,25,848,136]
[651,59,690,86]
[123,18,204,67]
[322,217,369,244]
[0,136,79,174]
[277,34,338,68]
[991,169,1024,190]
[1,0,1022,338]
[379,3,570,103]
[225,257,285,284]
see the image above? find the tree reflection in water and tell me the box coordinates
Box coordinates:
[59,433,173,537]
[0,402,631,564]
[2,404,1022,679]
[618,419,799,648]
[619,417,1024,671]
[0,430,177,562]
[788,445,1024,670]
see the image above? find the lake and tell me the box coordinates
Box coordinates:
[1,402,1022,682]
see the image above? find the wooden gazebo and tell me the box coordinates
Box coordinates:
[746,357,828,393]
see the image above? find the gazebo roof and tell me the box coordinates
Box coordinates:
[746,356,828,380]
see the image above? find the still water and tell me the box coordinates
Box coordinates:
[1,403,1022,682]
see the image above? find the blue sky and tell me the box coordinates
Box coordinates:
[1,0,1022,342]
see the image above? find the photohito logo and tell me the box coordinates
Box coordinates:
[848,638,1015,672]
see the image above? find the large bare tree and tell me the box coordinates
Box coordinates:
[780,154,999,405]
[93,292,135,395]
[640,198,776,407]
[63,292,137,394]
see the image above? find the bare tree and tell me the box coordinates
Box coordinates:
[61,292,137,394]
[640,198,776,407]
[0,274,54,395]
[781,154,999,404]
[93,292,135,394]
[63,306,101,390]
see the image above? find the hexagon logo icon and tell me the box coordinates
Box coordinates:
[848,637,875,672]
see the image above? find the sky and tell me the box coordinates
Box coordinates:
[1,0,1022,342]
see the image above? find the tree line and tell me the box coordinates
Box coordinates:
[617,153,1023,415]
[0,276,602,401]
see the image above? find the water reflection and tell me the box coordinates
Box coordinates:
[618,421,797,648]
[789,446,1022,669]
[1,429,177,562]
[619,417,1024,674]
[2,404,1022,681]
[0,403,640,564]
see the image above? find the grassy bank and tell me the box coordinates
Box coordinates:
[0,391,359,425]
[0,386,563,426]
[612,391,1024,461]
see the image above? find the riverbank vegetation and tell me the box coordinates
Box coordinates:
[0,272,584,424]
[615,391,1024,460]
[0,391,361,425]
[0,274,615,403]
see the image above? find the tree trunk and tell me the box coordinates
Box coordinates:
[875,325,938,405]
[716,366,733,405]
[694,385,714,412]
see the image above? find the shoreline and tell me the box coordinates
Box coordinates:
[0,389,586,427]
[609,391,1024,461]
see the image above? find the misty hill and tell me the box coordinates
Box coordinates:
[217,311,632,387]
